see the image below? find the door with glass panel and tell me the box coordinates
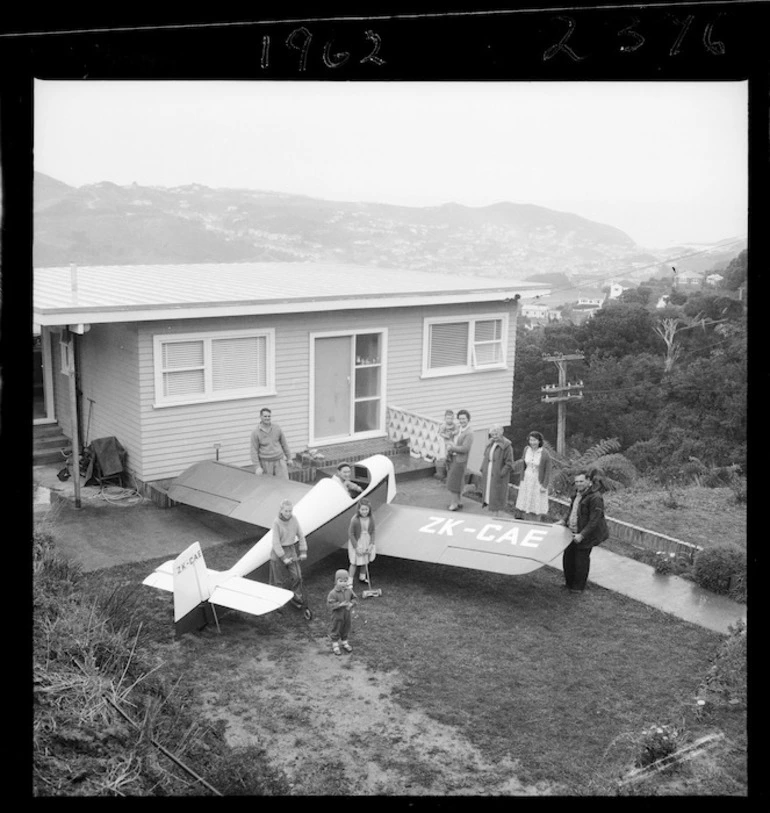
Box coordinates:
[312,331,384,443]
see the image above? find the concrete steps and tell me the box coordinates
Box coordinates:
[33,424,70,467]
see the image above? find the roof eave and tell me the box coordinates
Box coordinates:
[34,288,550,326]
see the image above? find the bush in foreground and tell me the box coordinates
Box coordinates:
[692,544,746,600]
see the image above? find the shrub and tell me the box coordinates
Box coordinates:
[692,544,746,596]
[636,724,686,768]
[729,475,747,505]
[697,619,747,707]
[625,440,662,475]
[632,549,692,578]
[728,572,747,604]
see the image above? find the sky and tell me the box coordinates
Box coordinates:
[34,80,748,248]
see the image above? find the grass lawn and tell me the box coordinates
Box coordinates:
[82,536,748,795]
[602,486,746,551]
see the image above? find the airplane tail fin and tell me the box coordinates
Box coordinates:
[143,542,294,637]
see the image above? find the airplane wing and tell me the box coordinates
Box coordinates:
[374,503,573,575]
[168,460,310,527]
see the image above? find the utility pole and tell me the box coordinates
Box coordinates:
[541,353,584,455]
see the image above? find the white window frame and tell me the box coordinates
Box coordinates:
[153,328,275,408]
[421,313,508,378]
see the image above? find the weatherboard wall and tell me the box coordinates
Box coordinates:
[107,300,522,482]
[76,323,143,471]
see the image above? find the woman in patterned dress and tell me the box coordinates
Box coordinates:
[514,431,552,521]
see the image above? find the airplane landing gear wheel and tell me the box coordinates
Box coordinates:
[303,607,313,621]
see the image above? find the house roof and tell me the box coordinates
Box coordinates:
[33,262,549,326]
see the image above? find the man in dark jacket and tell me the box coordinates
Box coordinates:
[560,468,609,593]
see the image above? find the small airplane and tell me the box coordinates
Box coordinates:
[143,454,573,636]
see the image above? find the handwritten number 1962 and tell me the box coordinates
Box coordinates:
[261,27,385,72]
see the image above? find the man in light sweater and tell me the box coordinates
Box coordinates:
[250,407,292,477]
[269,499,308,609]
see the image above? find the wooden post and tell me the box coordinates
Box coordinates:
[66,331,82,509]
[556,358,567,456]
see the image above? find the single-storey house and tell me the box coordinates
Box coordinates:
[34,262,548,489]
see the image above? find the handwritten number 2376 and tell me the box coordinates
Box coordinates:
[545,15,726,62]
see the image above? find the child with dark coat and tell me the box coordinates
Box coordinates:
[327,568,357,655]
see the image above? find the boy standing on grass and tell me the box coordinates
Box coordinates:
[327,569,356,655]
[434,409,459,482]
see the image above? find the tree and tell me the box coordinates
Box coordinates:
[667,289,688,306]
[510,326,555,444]
[683,293,744,323]
[563,352,663,449]
[575,302,659,360]
[722,249,747,291]
[654,318,685,372]
[618,286,652,307]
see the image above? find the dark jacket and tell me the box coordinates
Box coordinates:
[567,486,609,548]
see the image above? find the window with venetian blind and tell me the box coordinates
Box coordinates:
[423,315,507,376]
[153,329,275,406]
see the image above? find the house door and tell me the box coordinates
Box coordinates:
[313,336,352,441]
[312,331,386,444]
[33,327,56,424]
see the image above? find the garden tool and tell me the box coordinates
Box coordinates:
[362,560,382,598]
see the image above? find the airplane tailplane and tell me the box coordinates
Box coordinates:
[143,542,294,636]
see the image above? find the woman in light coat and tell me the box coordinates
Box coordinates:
[480,425,515,516]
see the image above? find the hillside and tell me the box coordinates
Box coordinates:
[34,173,660,281]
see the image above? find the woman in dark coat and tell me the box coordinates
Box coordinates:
[480,425,515,516]
[446,409,473,511]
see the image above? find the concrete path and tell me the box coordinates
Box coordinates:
[33,464,746,635]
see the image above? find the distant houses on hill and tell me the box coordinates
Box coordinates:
[673,269,705,288]
[520,302,562,326]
